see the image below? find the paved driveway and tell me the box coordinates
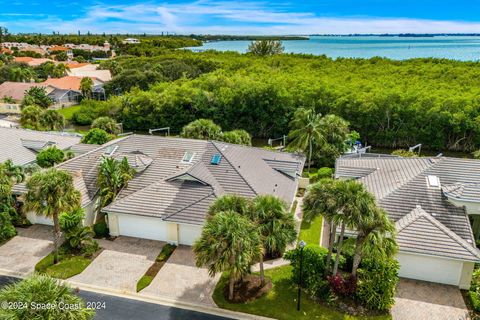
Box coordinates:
[392,278,469,320]
[70,237,164,292]
[142,246,220,306]
[0,225,53,274]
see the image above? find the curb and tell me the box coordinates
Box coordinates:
[0,269,273,320]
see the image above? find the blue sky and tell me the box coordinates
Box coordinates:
[2,0,480,34]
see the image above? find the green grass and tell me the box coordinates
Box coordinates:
[299,215,323,247]
[58,105,81,121]
[35,248,94,279]
[156,243,176,262]
[213,266,391,320]
[137,275,154,292]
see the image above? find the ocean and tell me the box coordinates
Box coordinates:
[188,36,480,61]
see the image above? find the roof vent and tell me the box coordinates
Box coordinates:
[211,154,222,165]
[426,175,441,189]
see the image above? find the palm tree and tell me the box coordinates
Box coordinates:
[288,108,325,172]
[2,159,25,183]
[207,194,250,217]
[24,168,81,263]
[80,77,94,98]
[0,274,94,320]
[193,211,261,301]
[331,180,375,275]
[52,63,70,78]
[97,156,135,207]
[352,206,397,276]
[302,178,341,273]
[249,195,297,285]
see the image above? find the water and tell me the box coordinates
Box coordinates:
[189,36,480,61]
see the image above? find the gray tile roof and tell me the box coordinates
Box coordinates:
[396,206,480,261]
[55,134,304,225]
[335,155,480,261]
[443,183,480,203]
[68,143,99,156]
[0,127,81,165]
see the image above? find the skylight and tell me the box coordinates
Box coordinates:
[182,151,195,163]
[103,145,118,156]
[211,154,222,165]
[427,175,441,188]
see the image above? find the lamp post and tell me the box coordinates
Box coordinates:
[297,240,306,311]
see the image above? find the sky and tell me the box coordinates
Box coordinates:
[2,0,480,35]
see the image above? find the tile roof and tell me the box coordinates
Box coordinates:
[56,134,304,225]
[396,206,480,261]
[335,154,480,261]
[0,127,81,165]
[0,82,48,101]
[443,183,480,203]
[43,76,94,91]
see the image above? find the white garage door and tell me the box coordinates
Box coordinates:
[397,252,463,286]
[26,212,53,226]
[117,214,168,242]
[178,224,202,245]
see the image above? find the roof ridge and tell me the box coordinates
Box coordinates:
[397,206,480,259]
[211,141,258,196]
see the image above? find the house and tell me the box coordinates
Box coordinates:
[122,38,140,44]
[335,153,480,289]
[66,63,112,82]
[18,134,305,245]
[0,127,81,166]
[13,57,54,67]
[0,81,81,109]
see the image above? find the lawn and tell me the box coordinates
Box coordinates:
[213,265,391,320]
[35,247,96,279]
[58,105,81,121]
[299,214,323,247]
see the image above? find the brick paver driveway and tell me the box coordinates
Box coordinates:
[142,246,220,306]
[392,278,469,320]
[70,236,164,292]
[0,225,53,274]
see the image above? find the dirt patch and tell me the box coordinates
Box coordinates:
[145,261,166,277]
[225,275,272,303]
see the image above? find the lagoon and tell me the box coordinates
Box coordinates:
[189,36,480,61]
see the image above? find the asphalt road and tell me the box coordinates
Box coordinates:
[0,276,234,320]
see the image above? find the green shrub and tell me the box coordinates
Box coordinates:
[0,211,16,242]
[317,167,333,179]
[36,146,65,168]
[221,129,252,146]
[157,243,176,262]
[284,246,331,298]
[391,149,418,158]
[91,116,120,135]
[60,208,97,253]
[93,221,109,238]
[81,128,112,145]
[470,291,480,312]
[356,258,399,311]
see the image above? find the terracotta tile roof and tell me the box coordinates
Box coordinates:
[14,57,34,63]
[48,46,69,51]
[13,57,55,66]
[43,76,93,91]
[66,62,90,69]
[0,82,47,101]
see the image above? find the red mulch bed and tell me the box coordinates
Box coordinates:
[224,275,272,303]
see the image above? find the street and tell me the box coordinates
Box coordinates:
[0,276,234,320]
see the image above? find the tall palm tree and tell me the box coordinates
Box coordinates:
[331,180,375,275]
[207,194,250,217]
[24,168,81,263]
[193,211,261,301]
[288,108,325,172]
[80,77,94,98]
[52,63,70,78]
[352,207,397,276]
[302,178,341,273]
[249,195,297,285]
[97,156,135,207]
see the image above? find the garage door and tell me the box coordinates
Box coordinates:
[178,224,202,245]
[397,252,462,286]
[26,212,53,226]
[117,214,168,241]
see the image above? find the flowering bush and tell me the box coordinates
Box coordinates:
[327,274,357,296]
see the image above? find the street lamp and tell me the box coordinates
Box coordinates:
[297,240,306,311]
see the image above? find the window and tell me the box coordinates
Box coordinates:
[211,154,222,165]
[103,145,118,157]
[182,151,195,163]
[426,175,441,188]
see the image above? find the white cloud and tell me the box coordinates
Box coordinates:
[4,0,480,34]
